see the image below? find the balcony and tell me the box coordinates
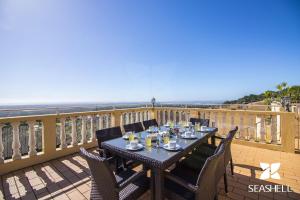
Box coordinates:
[0,106,300,199]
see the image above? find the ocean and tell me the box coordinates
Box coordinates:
[0,101,223,118]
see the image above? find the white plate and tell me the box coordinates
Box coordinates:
[162,144,181,151]
[125,143,144,151]
[181,134,197,139]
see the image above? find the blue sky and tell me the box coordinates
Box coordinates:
[0,0,299,104]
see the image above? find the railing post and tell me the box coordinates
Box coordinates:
[71,117,78,146]
[28,121,37,157]
[281,113,296,153]
[12,122,21,160]
[43,117,56,157]
[112,111,122,127]
[0,124,4,163]
[151,108,157,120]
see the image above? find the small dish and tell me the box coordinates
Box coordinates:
[181,134,197,139]
[162,144,181,151]
[125,143,144,151]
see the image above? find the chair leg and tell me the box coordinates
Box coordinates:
[224,173,228,193]
[230,158,234,175]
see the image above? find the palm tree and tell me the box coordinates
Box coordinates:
[276,82,289,98]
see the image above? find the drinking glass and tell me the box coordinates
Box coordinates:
[163,135,170,144]
[145,136,152,147]
[128,132,135,142]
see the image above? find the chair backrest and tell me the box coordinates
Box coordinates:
[124,122,144,133]
[189,118,210,126]
[223,126,238,166]
[96,127,122,149]
[195,143,225,200]
[80,148,118,200]
[142,119,158,130]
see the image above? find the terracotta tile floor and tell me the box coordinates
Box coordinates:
[1,144,300,200]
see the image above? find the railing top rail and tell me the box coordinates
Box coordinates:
[154,107,294,116]
[0,106,296,123]
[0,107,153,122]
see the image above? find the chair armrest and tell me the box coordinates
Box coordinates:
[165,171,198,193]
[97,148,105,155]
[116,170,147,191]
[212,135,225,140]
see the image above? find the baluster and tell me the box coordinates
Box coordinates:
[136,112,140,122]
[261,116,266,142]
[187,112,191,123]
[28,121,37,157]
[71,117,78,146]
[255,115,262,142]
[105,115,109,129]
[12,122,21,160]
[99,115,103,129]
[91,116,96,142]
[60,118,67,148]
[276,114,281,144]
[125,113,129,125]
[0,124,4,163]
[108,114,111,127]
[129,112,133,123]
[81,116,87,144]
[133,112,136,123]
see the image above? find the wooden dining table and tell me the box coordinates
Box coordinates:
[102,127,218,200]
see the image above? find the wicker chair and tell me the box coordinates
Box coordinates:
[181,126,238,193]
[142,119,158,130]
[189,118,210,126]
[164,143,226,200]
[123,122,144,133]
[96,127,123,157]
[80,148,149,200]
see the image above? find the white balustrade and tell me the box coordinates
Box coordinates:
[28,121,37,157]
[71,117,78,146]
[125,113,129,125]
[105,114,109,128]
[0,124,4,163]
[90,116,96,141]
[12,122,21,160]
[60,118,67,148]
[81,116,87,144]
[99,115,104,129]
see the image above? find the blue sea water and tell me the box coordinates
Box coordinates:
[0,101,223,117]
